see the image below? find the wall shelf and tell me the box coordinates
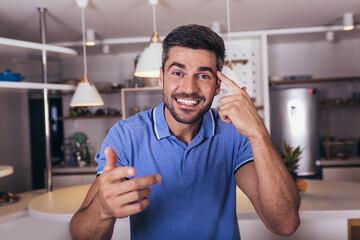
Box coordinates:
[121,87,162,120]
[58,114,122,121]
[224,59,248,65]
[0,37,77,60]
[0,81,76,91]
[318,103,360,109]
[269,76,360,85]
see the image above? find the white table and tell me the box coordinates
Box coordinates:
[0,165,13,178]
[1,180,360,240]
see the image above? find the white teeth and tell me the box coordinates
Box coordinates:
[177,98,198,105]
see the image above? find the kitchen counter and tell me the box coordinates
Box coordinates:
[236,179,360,219]
[316,157,360,167]
[1,180,360,240]
[0,165,13,177]
[52,165,97,175]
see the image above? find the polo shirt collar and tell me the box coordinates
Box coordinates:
[153,103,216,140]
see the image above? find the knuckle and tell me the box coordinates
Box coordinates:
[129,179,139,189]
[101,188,111,199]
[132,190,142,200]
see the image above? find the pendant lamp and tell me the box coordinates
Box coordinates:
[343,13,354,31]
[134,0,162,78]
[71,0,104,107]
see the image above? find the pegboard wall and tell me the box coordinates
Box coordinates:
[213,37,263,110]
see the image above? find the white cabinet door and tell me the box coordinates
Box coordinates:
[53,174,95,188]
[322,167,360,183]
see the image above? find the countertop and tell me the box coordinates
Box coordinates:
[2,180,360,223]
[236,179,360,220]
[52,165,97,175]
[0,165,13,178]
[316,157,360,167]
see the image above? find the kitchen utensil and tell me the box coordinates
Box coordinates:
[0,69,25,82]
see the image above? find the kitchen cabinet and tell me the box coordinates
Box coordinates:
[52,166,96,188]
[121,86,162,120]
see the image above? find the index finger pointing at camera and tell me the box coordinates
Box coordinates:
[217,71,242,95]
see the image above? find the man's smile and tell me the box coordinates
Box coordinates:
[176,98,200,106]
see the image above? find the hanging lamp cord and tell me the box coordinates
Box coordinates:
[226,0,233,67]
[152,4,157,34]
[226,0,231,42]
[81,7,88,76]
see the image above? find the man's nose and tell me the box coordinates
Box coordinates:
[180,76,199,94]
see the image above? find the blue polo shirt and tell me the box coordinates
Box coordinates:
[95,103,253,240]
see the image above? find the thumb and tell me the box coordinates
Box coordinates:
[103,147,118,171]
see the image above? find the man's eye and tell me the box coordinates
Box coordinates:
[198,74,210,80]
[173,72,182,76]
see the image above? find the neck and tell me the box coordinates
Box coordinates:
[164,107,202,146]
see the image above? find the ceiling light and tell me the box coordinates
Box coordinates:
[343,13,354,31]
[86,29,96,46]
[134,0,162,78]
[71,0,104,107]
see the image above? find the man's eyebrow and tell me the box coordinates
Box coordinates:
[198,66,215,76]
[168,62,185,71]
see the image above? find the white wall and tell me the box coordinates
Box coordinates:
[268,31,360,78]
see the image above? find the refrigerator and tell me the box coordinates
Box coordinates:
[270,88,320,177]
[28,93,64,189]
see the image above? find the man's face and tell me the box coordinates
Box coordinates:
[159,46,221,124]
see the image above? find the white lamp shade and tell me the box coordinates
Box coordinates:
[70,76,104,107]
[134,42,162,78]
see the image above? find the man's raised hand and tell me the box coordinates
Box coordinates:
[97,147,162,220]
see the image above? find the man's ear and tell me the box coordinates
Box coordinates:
[159,67,164,88]
[214,77,221,96]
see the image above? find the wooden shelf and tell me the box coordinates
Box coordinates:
[224,59,248,65]
[318,103,360,109]
[269,76,360,85]
[58,114,122,120]
[98,89,122,94]
[122,86,162,93]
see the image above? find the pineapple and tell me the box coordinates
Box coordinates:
[281,142,302,182]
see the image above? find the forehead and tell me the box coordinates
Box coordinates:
[165,46,217,71]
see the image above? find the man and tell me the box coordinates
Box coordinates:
[70,24,300,240]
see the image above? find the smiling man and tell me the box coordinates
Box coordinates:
[70,24,300,240]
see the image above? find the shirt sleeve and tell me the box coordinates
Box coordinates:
[95,121,130,176]
[234,134,254,172]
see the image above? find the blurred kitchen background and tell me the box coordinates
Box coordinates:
[0,0,359,194]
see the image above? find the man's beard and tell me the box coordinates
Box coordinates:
[163,91,214,124]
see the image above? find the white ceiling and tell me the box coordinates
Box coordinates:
[0,0,359,45]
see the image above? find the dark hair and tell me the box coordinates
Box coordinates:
[162,24,225,72]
